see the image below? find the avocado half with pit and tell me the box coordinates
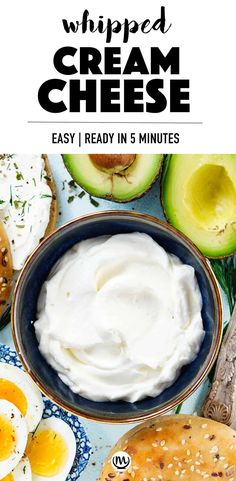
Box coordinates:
[162,154,236,258]
[63,154,163,202]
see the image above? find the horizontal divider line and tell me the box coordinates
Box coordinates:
[28,121,203,125]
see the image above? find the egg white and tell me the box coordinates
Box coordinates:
[0,363,44,432]
[0,400,28,479]
[29,417,76,481]
[11,456,32,481]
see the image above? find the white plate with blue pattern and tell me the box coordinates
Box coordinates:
[0,343,91,479]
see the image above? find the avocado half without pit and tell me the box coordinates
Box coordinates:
[162,154,236,258]
[63,154,163,202]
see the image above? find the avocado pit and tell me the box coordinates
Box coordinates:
[89,154,136,174]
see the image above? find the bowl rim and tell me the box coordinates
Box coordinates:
[11,210,223,423]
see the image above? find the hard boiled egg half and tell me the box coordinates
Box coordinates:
[0,364,44,432]
[2,456,32,481]
[26,417,76,481]
[0,400,28,478]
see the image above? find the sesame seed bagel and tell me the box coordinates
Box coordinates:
[0,221,13,317]
[0,155,57,325]
[99,414,236,481]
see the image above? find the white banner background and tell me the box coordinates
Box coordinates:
[0,0,235,152]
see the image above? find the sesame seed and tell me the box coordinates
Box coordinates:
[163,447,168,451]
[187,450,191,456]
[160,440,165,446]
[181,439,186,445]
[201,424,208,428]
[175,470,180,476]
[210,446,218,454]
[191,466,195,472]
[226,467,236,477]
[156,427,162,432]
[167,464,173,469]
[152,443,158,448]
[204,434,210,439]
[146,458,152,462]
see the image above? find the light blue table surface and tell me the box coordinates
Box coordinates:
[1,155,229,481]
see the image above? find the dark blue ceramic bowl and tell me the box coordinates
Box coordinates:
[12,211,222,423]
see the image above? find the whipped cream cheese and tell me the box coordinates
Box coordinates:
[0,155,52,270]
[35,232,205,403]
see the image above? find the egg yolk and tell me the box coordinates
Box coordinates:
[26,429,68,476]
[0,414,16,461]
[0,379,27,417]
[1,473,14,481]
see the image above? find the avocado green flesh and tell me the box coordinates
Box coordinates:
[162,154,236,258]
[63,154,163,202]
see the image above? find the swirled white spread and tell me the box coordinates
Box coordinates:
[35,232,204,403]
[0,155,52,270]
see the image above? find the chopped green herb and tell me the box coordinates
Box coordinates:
[68,180,77,189]
[44,175,51,182]
[13,200,20,209]
[89,196,99,207]
[40,194,52,199]
[21,200,27,215]
[175,402,183,414]
[13,162,18,169]
[62,180,66,191]
[32,177,36,187]
[68,195,75,203]
[0,200,4,204]
[23,466,26,474]
[16,171,24,181]
[9,186,12,206]
[16,224,25,228]
[78,190,85,199]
